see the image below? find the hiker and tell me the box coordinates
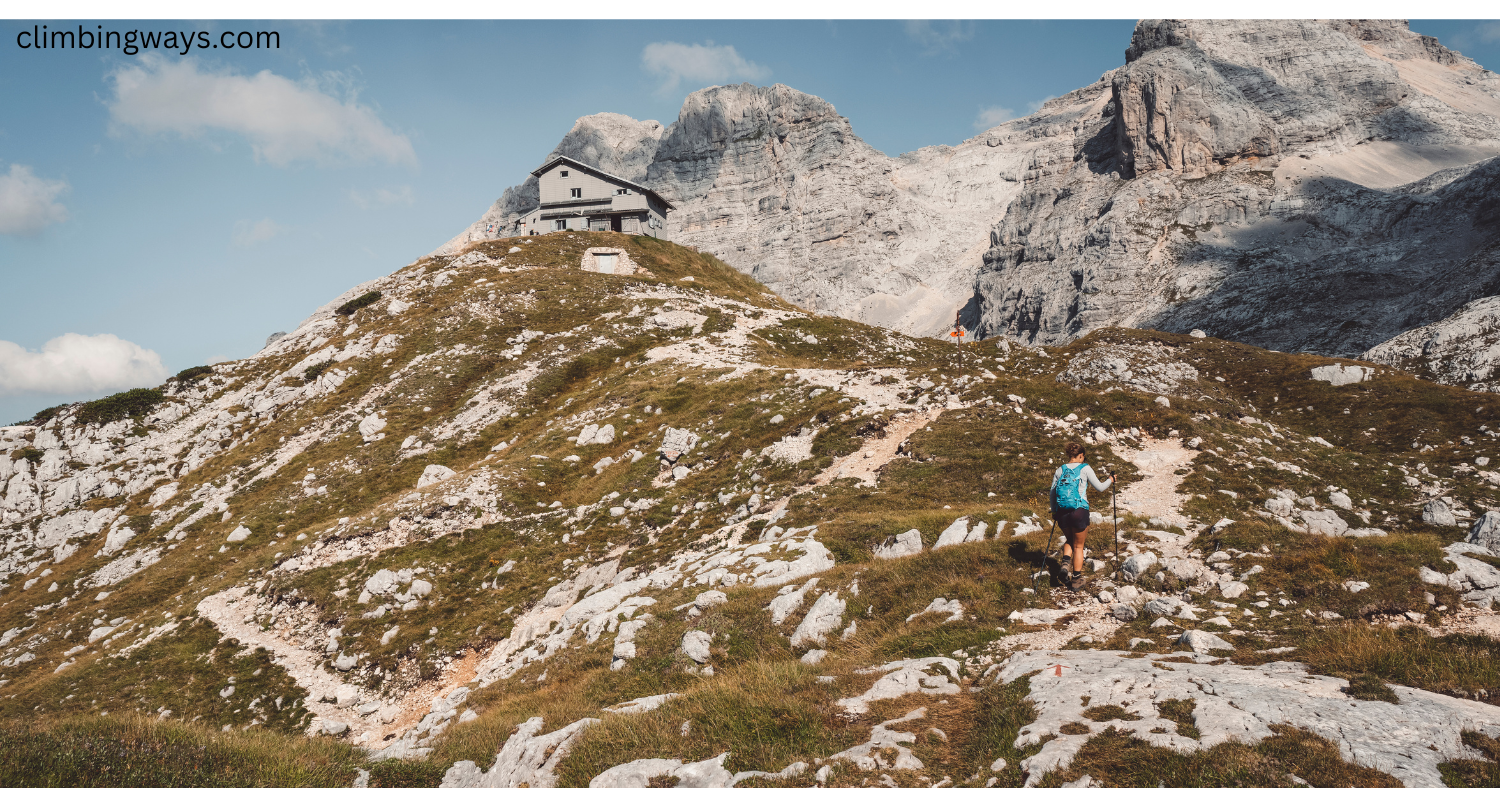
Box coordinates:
[1051,441,1114,591]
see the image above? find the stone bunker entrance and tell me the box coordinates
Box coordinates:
[581,247,637,276]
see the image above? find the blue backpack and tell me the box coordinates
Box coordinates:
[1053,464,1089,510]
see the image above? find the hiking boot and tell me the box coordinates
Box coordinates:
[1067,571,1087,591]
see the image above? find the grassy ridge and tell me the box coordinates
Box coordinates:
[1,234,1497,787]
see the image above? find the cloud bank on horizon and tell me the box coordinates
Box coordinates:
[0,334,168,397]
[106,55,416,168]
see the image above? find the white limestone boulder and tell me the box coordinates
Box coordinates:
[791,592,846,647]
[680,630,712,663]
[1469,511,1500,552]
[934,517,970,548]
[1178,629,1234,653]
[358,412,387,442]
[1423,499,1457,527]
[907,597,965,623]
[1310,364,1374,386]
[1120,552,1157,582]
[999,647,1500,788]
[873,529,923,560]
[417,465,457,488]
[440,716,599,788]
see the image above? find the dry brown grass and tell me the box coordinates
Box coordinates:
[1298,624,1500,701]
[0,713,445,788]
[1442,730,1500,787]
[554,660,863,787]
[1053,724,1403,788]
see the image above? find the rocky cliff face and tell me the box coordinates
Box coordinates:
[1364,293,1500,392]
[440,21,1500,363]
[439,84,1078,338]
[974,19,1500,355]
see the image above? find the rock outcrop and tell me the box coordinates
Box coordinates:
[974,19,1500,356]
[437,84,1070,338]
[999,648,1500,788]
[438,21,1500,362]
[1363,295,1500,391]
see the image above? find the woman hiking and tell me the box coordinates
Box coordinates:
[1050,441,1114,591]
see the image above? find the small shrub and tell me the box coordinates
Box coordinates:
[879,622,1002,659]
[10,448,44,465]
[335,291,382,316]
[1301,624,1500,697]
[304,361,334,381]
[367,758,447,788]
[1441,732,1500,787]
[0,714,370,788]
[175,365,214,382]
[76,388,166,426]
[29,405,63,425]
[1464,729,1500,761]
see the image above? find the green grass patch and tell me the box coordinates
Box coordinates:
[0,714,375,788]
[1156,698,1200,739]
[336,291,383,316]
[1342,673,1400,703]
[76,388,166,426]
[1053,724,1403,788]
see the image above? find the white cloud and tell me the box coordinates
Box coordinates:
[974,106,1018,130]
[904,21,975,54]
[348,185,413,209]
[0,164,69,236]
[106,55,416,167]
[641,41,770,94]
[232,218,285,248]
[1027,95,1058,114]
[0,334,167,396]
[975,95,1060,130]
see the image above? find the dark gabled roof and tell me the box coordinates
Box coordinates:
[531,156,675,210]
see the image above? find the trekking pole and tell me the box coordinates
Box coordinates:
[1030,493,1058,594]
[1037,515,1058,594]
[1105,464,1120,578]
[1112,485,1120,578]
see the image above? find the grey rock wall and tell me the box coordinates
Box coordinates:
[1363,294,1500,392]
[436,83,1072,338]
[975,19,1500,355]
[437,20,1500,361]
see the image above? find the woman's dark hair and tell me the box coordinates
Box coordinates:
[1064,441,1086,460]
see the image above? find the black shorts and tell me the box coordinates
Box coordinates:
[1056,507,1090,534]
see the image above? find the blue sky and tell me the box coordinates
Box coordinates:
[0,19,1497,425]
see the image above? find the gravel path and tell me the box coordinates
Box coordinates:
[811,408,946,487]
[1112,437,1199,526]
